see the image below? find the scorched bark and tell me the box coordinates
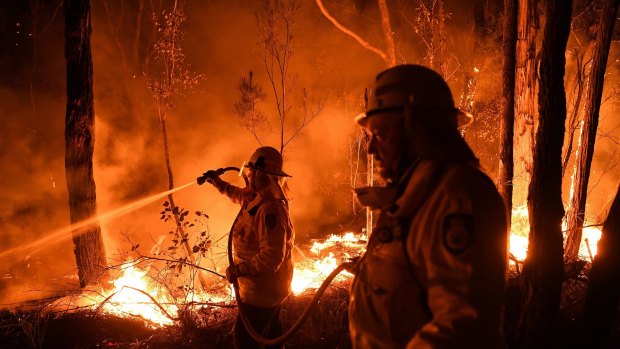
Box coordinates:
[517,0,571,347]
[564,0,620,261]
[64,0,108,287]
[498,0,517,229]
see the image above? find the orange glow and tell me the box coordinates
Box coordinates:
[101,263,176,326]
[54,218,602,327]
[293,232,365,294]
[54,232,366,326]
[509,205,602,264]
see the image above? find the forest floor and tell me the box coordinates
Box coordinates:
[1,263,619,349]
[0,285,351,349]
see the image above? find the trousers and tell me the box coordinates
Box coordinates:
[234,303,283,349]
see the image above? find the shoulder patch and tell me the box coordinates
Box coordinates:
[265,213,277,229]
[442,213,475,255]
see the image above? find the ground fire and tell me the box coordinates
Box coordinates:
[38,214,599,330]
[44,231,366,328]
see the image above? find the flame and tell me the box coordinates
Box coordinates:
[580,226,602,259]
[292,232,365,294]
[291,252,342,294]
[509,205,603,263]
[53,232,366,326]
[55,217,604,328]
[101,264,176,326]
[310,232,365,254]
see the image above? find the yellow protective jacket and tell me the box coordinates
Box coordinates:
[349,160,508,349]
[217,182,295,308]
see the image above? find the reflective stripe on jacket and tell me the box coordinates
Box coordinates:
[349,160,508,349]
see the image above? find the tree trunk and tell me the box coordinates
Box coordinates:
[377,0,396,67]
[64,0,108,288]
[498,0,517,231]
[564,0,620,261]
[513,0,538,212]
[516,1,571,348]
[581,184,620,348]
[158,85,209,293]
[437,0,448,78]
[458,0,485,138]
[562,51,587,178]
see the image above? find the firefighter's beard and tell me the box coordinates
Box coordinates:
[373,158,390,182]
[374,154,411,184]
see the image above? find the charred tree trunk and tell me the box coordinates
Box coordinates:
[516,1,571,348]
[64,0,108,287]
[513,0,538,211]
[581,184,620,348]
[562,51,588,178]
[498,0,517,230]
[564,0,620,261]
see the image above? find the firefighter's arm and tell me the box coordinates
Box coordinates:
[407,197,505,349]
[238,202,288,276]
[207,175,250,205]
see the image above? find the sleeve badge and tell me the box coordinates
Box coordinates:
[265,213,277,229]
[442,213,475,255]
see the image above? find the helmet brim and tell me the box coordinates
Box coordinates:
[355,107,474,130]
[246,164,291,177]
[355,106,404,126]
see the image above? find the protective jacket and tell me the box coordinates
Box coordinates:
[215,180,295,308]
[349,160,507,349]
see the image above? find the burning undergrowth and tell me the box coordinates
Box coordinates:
[0,202,610,349]
[0,226,365,349]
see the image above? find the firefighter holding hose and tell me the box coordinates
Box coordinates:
[349,65,508,348]
[199,146,294,349]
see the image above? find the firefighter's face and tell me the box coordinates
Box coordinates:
[364,113,407,182]
[248,169,270,193]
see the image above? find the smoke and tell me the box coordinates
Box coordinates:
[1,0,619,306]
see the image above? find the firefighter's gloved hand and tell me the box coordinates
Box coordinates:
[226,264,241,283]
[197,176,206,185]
[342,256,360,274]
[202,170,220,185]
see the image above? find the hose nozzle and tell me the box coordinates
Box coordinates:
[197,166,242,185]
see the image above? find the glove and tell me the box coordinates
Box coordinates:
[197,170,220,186]
[341,256,360,274]
[226,264,240,283]
[197,176,206,185]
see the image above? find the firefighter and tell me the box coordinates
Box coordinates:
[349,64,508,348]
[200,146,294,349]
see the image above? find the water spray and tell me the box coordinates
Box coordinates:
[209,167,354,346]
[0,181,197,262]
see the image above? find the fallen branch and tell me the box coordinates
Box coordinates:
[94,285,178,322]
[108,255,226,279]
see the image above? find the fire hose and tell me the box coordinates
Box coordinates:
[199,167,353,346]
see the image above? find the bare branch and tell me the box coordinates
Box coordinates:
[315,0,389,65]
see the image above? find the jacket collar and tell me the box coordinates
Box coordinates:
[392,160,444,218]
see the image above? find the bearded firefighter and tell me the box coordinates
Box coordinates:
[199,146,294,349]
[349,64,508,348]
